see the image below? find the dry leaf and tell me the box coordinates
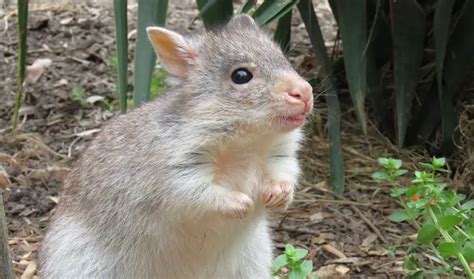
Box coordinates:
[86,95,105,105]
[25,58,52,83]
[313,264,348,279]
[323,244,347,259]
[49,196,60,204]
[59,17,73,25]
[310,211,324,222]
[20,261,37,279]
[361,233,377,247]
[75,129,101,137]
[0,169,11,189]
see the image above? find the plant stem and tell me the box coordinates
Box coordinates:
[12,0,29,129]
[428,207,474,278]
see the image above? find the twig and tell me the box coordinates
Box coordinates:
[0,192,14,279]
[351,205,388,244]
[274,225,321,236]
[302,180,389,244]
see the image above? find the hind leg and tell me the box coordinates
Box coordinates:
[234,221,273,279]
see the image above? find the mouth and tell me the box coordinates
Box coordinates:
[277,113,306,131]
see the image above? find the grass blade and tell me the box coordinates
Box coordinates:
[253,0,298,26]
[437,0,474,153]
[12,0,28,129]
[237,0,257,14]
[332,0,368,135]
[273,10,292,52]
[113,0,128,113]
[298,0,345,194]
[389,0,426,147]
[1,193,14,279]
[366,0,392,135]
[196,0,233,28]
[133,0,168,107]
[408,1,474,148]
[434,0,455,153]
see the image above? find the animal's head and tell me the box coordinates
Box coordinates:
[147,15,313,133]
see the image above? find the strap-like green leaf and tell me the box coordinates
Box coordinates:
[253,0,298,26]
[390,0,426,147]
[333,0,368,135]
[434,0,455,153]
[133,0,169,107]
[298,0,345,194]
[196,0,233,28]
[12,0,29,129]
[113,0,129,113]
[273,10,292,52]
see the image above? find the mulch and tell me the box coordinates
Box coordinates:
[0,2,472,278]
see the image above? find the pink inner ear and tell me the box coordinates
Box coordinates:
[147,28,196,78]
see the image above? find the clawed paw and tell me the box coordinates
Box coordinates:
[221,191,254,218]
[261,180,294,209]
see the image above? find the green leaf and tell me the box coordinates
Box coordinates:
[389,0,426,146]
[113,0,129,113]
[394,169,408,177]
[253,0,298,26]
[372,171,389,181]
[272,254,288,274]
[403,254,420,271]
[438,215,463,230]
[391,187,407,198]
[378,157,389,166]
[417,223,439,244]
[388,210,410,222]
[273,10,292,52]
[462,242,474,262]
[238,0,257,14]
[300,260,313,276]
[437,242,459,258]
[406,186,419,198]
[366,0,392,133]
[133,0,169,107]
[333,0,367,134]
[285,243,296,253]
[432,157,446,168]
[12,0,29,129]
[298,0,344,195]
[293,248,308,261]
[410,0,474,149]
[390,159,403,170]
[461,200,474,211]
[434,0,455,153]
[196,0,233,28]
[288,269,303,279]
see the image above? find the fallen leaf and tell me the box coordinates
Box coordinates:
[59,17,74,25]
[323,244,347,259]
[75,128,101,137]
[313,264,348,278]
[20,261,36,279]
[0,169,11,189]
[310,211,324,222]
[25,58,52,83]
[86,95,105,105]
[361,233,377,247]
[335,265,350,275]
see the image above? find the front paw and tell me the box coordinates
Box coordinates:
[261,180,294,209]
[220,191,254,218]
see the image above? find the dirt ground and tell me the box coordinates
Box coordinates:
[0,2,472,278]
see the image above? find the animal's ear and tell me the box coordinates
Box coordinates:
[146,27,197,78]
[228,14,258,29]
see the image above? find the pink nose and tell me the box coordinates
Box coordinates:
[284,80,313,113]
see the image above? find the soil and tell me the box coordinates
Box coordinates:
[0,1,472,278]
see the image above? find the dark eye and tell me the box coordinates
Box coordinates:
[231,68,253,84]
